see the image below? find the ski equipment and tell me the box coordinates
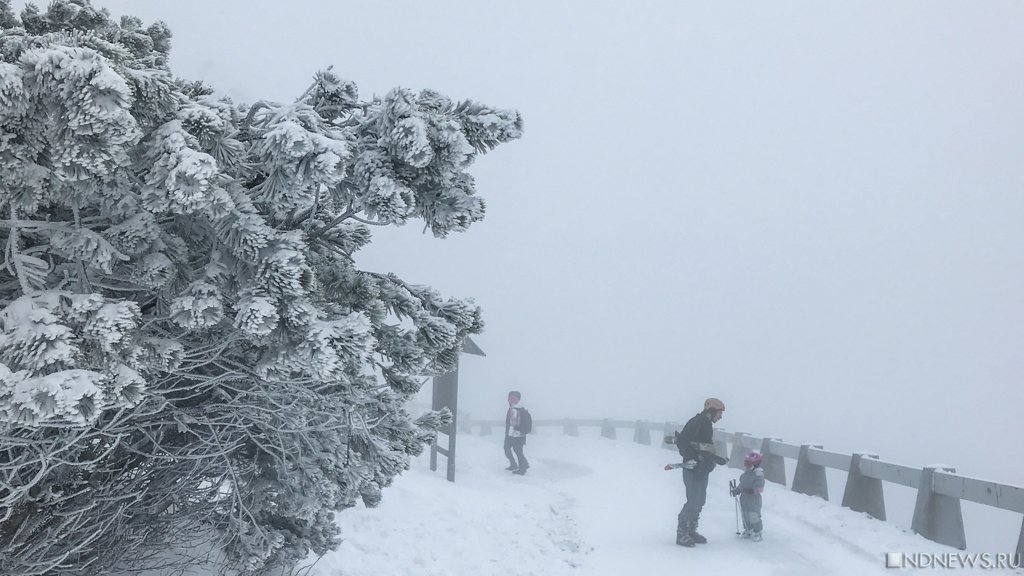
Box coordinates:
[744,450,762,468]
[730,479,740,534]
[664,461,697,470]
[688,521,707,544]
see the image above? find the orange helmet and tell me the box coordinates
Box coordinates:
[704,397,725,412]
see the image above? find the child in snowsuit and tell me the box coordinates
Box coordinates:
[731,450,765,541]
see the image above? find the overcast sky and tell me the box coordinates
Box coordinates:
[32,1,1024,489]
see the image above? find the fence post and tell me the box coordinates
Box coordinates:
[713,430,729,460]
[479,422,492,436]
[1016,517,1023,564]
[600,419,617,439]
[632,421,651,445]
[564,418,579,437]
[841,453,886,520]
[729,432,749,469]
[792,444,829,500]
[662,422,677,451]
[911,466,966,550]
[760,437,787,486]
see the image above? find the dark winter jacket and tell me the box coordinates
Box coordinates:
[676,411,721,474]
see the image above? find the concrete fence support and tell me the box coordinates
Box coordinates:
[1016,516,1023,561]
[761,438,787,486]
[842,453,886,520]
[911,467,967,550]
[632,421,651,445]
[662,422,677,451]
[461,417,1022,552]
[793,444,829,500]
[713,432,729,460]
[564,419,579,437]
[600,419,617,439]
[729,432,749,469]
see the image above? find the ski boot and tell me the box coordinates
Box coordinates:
[676,530,696,547]
[751,531,763,542]
[688,521,707,544]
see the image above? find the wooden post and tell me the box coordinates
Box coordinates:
[429,336,485,482]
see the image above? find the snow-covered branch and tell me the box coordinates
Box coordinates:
[0,1,519,574]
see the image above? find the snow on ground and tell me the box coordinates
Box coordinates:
[297,432,1022,576]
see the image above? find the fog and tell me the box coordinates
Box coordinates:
[38,0,1024,546]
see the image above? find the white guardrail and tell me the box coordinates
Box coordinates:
[460,417,1024,558]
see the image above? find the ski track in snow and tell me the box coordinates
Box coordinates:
[296,433,1023,576]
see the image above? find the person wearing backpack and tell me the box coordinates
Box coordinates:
[504,390,530,475]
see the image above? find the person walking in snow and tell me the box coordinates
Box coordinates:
[731,450,766,541]
[504,390,530,475]
[674,397,728,547]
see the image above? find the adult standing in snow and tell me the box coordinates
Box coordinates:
[504,390,530,475]
[674,397,728,547]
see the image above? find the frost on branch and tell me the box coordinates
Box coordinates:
[0,293,145,425]
[0,1,520,574]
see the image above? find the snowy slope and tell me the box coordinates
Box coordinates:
[297,432,1020,576]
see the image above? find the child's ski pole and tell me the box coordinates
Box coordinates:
[730,480,740,534]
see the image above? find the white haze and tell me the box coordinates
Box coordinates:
[24,0,1024,551]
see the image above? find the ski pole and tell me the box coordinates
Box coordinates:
[730,480,740,534]
[734,494,740,534]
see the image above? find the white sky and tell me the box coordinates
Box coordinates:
[24,1,1024,486]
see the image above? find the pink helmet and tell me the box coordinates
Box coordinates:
[744,450,762,467]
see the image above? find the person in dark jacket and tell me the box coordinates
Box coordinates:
[504,390,529,475]
[674,397,728,547]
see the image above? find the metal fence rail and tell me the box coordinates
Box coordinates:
[461,417,1024,557]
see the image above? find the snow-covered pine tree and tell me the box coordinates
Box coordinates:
[0,1,521,574]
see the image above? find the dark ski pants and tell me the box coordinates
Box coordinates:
[678,468,709,528]
[504,436,528,470]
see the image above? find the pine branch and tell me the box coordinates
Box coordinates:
[241,100,276,130]
[349,214,390,226]
[0,220,76,230]
[307,206,359,239]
